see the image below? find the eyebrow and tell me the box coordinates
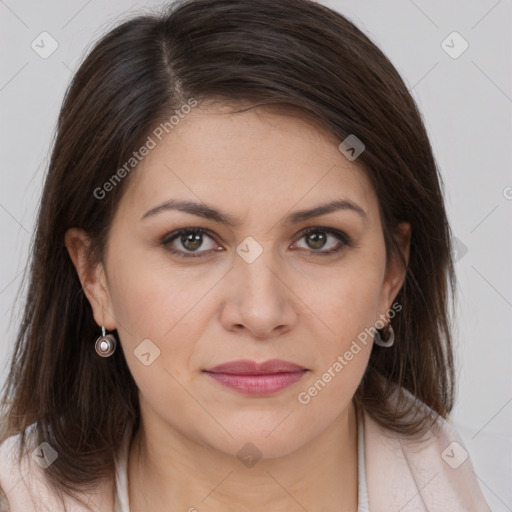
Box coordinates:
[141,198,368,226]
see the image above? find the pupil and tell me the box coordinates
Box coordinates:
[307,232,326,249]
[183,233,202,250]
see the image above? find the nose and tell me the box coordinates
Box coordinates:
[219,251,298,340]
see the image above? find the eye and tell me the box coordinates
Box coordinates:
[160,226,352,259]
[293,227,351,255]
[161,228,220,258]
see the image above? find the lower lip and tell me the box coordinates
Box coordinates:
[204,371,307,396]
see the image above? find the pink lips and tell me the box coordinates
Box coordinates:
[203,359,308,396]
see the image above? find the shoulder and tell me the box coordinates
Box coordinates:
[0,426,114,512]
[362,385,490,511]
[0,426,66,512]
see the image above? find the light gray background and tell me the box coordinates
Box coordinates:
[1,0,511,509]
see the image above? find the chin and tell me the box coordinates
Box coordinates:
[204,420,314,462]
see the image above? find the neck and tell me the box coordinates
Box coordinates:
[128,401,359,512]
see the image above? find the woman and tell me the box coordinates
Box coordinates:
[0,0,490,510]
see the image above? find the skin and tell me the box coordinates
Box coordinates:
[66,102,410,512]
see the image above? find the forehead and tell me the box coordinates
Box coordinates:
[116,102,378,226]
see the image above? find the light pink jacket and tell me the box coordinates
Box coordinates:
[0,398,491,511]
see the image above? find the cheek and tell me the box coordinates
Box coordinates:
[296,346,370,425]
[105,245,220,384]
[297,254,384,399]
[106,258,198,402]
[106,244,210,339]
[304,260,385,343]
[296,272,378,413]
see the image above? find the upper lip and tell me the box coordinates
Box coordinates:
[204,359,307,375]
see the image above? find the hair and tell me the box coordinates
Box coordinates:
[0,0,456,504]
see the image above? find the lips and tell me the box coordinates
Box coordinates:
[204,359,307,375]
[203,359,308,396]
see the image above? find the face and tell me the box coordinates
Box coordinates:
[67,102,410,458]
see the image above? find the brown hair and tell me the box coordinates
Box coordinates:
[0,0,456,502]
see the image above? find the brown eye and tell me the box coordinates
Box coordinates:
[161,228,219,257]
[294,227,351,255]
[305,231,328,250]
[181,232,203,251]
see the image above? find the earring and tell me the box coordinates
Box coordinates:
[95,326,117,357]
[374,322,395,348]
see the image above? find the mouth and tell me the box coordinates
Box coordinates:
[202,359,309,396]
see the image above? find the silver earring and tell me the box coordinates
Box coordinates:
[374,323,395,348]
[95,326,117,357]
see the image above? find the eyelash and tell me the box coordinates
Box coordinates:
[159,226,352,259]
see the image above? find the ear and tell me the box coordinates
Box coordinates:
[378,221,411,318]
[64,227,117,331]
